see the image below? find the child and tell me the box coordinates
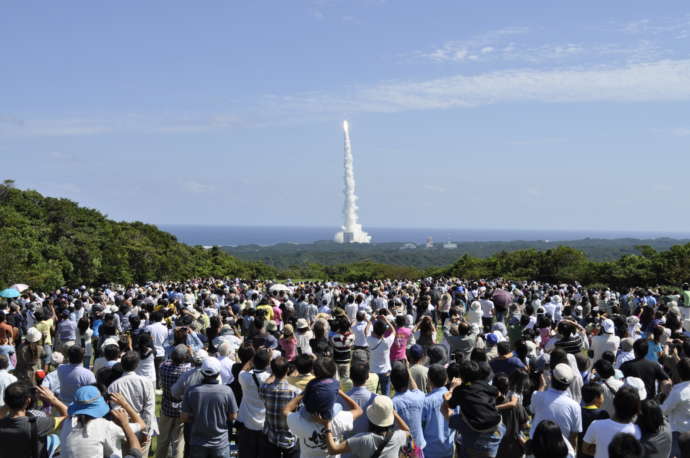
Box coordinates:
[279,324,297,361]
[579,382,609,458]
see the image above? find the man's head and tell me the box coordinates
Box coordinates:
[68,345,85,364]
[428,364,448,389]
[103,344,120,362]
[497,341,511,357]
[0,354,9,370]
[581,382,604,407]
[313,357,337,379]
[171,344,191,365]
[121,351,141,372]
[253,348,271,371]
[3,382,31,411]
[614,385,641,423]
[271,357,290,379]
[372,320,388,337]
[390,361,410,393]
[350,362,370,387]
[633,338,649,359]
[294,354,314,375]
[406,344,424,365]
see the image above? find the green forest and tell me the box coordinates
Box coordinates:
[2,182,690,290]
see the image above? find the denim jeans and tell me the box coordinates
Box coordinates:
[189,445,230,458]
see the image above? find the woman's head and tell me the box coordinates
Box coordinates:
[531,420,569,458]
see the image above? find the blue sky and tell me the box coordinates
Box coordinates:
[3,1,690,232]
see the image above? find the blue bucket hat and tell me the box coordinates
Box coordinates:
[68,385,110,418]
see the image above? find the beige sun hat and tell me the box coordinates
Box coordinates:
[366,395,394,427]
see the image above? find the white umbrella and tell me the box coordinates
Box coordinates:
[269,284,290,293]
[11,284,29,292]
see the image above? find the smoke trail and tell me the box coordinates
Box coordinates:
[335,120,371,243]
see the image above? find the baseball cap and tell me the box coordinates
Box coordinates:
[200,357,222,377]
[51,351,65,365]
[407,344,424,360]
[366,395,394,427]
[486,333,499,346]
[552,363,575,386]
[602,319,615,334]
[624,377,647,400]
[304,377,340,419]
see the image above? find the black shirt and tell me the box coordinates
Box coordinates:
[0,414,53,458]
[620,358,669,399]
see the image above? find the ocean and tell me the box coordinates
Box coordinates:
[158,225,690,247]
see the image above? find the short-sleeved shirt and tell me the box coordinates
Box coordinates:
[57,320,77,342]
[620,358,669,399]
[35,319,53,345]
[367,332,395,374]
[489,356,526,376]
[529,387,582,439]
[347,430,408,458]
[0,414,53,458]
[182,382,238,448]
[390,327,412,361]
[259,380,300,449]
[57,363,97,404]
[60,417,142,458]
[393,389,426,450]
[287,409,353,458]
[583,419,640,458]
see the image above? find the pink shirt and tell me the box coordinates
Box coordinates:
[390,327,412,361]
[280,337,297,361]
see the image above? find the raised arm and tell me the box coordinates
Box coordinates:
[282,394,304,417]
[337,390,363,420]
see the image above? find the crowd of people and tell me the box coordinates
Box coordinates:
[0,278,690,458]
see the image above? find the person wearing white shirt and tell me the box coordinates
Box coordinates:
[366,315,395,396]
[582,386,641,458]
[217,342,235,385]
[352,313,371,349]
[145,311,169,390]
[662,358,690,458]
[237,349,272,458]
[591,319,621,362]
[0,355,17,407]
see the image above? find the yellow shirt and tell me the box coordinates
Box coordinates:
[287,373,315,391]
[340,372,379,393]
[35,319,53,345]
[256,305,274,321]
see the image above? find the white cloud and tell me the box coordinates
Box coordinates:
[670,127,690,137]
[423,184,446,193]
[183,180,214,193]
[278,59,690,114]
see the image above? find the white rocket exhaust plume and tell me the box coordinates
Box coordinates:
[335,120,371,244]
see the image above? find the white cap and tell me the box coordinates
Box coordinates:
[51,351,64,365]
[366,395,394,427]
[26,327,42,343]
[602,319,615,334]
[552,363,575,386]
[200,357,222,376]
[624,376,647,400]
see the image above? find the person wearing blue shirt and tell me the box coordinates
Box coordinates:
[422,364,455,458]
[391,361,426,453]
[338,362,377,458]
